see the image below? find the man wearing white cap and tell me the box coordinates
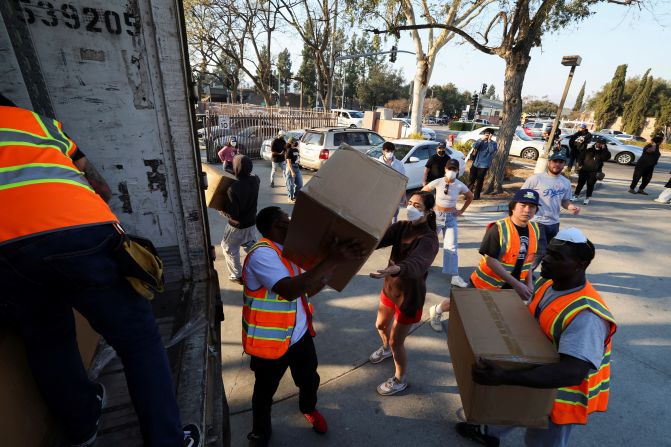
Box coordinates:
[457,227,617,447]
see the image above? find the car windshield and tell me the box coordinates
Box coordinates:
[515,129,533,140]
[287,130,303,140]
[349,111,364,118]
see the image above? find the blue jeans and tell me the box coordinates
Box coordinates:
[270,160,285,185]
[0,224,183,446]
[437,211,459,275]
[285,164,303,200]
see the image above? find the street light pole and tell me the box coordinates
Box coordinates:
[534,55,582,173]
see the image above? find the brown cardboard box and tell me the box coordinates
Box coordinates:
[202,163,236,212]
[448,289,560,428]
[1,311,100,446]
[377,119,403,139]
[362,111,380,131]
[283,145,407,291]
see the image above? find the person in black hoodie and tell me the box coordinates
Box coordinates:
[368,192,440,396]
[221,155,260,283]
[629,135,663,195]
[573,141,611,205]
[567,124,592,171]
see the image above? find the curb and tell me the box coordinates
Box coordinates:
[466,202,509,213]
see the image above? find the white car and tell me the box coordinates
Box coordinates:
[331,109,364,128]
[366,139,465,190]
[393,118,436,140]
[299,127,386,170]
[455,126,546,161]
[260,129,305,161]
[560,132,644,165]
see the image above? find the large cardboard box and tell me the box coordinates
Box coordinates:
[1,312,101,446]
[448,289,560,428]
[283,145,407,291]
[378,119,403,139]
[362,111,380,131]
[202,163,236,212]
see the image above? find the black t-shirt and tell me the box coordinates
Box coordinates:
[425,154,450,183]
[479,222,529,286]
[271,137,286,162]
[285,146,300,165]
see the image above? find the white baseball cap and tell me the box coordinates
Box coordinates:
[554,227,588,244]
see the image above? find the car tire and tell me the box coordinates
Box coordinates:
[521,147,539,160]
[616,152,634,165]
[349,124,357,128]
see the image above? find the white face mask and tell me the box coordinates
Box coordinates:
[384,151,394,160]
[231,141,237,147]
[445,170,457,181]
[406,205,424,221]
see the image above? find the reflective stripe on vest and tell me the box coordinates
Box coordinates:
[528,279,617,425]
[470,217,539,289]
[0,106,118,244]
[241,238,314,360]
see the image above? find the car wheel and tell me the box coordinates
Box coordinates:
[521,147,539,160]
[349,124,356,128]
[616,152,634,165]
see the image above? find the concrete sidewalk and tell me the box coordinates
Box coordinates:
[209,159,671,447]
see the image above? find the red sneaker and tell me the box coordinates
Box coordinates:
[303,409,328,434]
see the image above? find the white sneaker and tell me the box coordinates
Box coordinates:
[429,305,443,332]
[654,198,667,203]
[369,346,392,364]
[451,276,469,288]
[583,198,590,205]
[377,376,408,396]
[570,195,578,202]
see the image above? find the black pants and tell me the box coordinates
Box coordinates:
[575,171,598,197]
[468,166,489,199]
[630,166,654,191]
[249,333,320,437]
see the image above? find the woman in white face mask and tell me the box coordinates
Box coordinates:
[422,158,473,289]
[378,142,406,223]
[217,136,239,173]
[367,192,439,396]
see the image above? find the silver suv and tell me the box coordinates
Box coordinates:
[298,127,386,170]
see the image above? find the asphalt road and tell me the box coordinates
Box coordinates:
[211,155,671,447]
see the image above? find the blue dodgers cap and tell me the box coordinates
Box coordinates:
[512,188,541,206]
[580,123,588,129]
[549,151,567,162]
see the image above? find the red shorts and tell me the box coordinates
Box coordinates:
[380,290,422,324]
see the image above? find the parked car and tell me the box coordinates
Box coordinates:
[298,127,386,170]
[523,121,553,139]
[559,132,643,164]
[599,129,647,142]
[454,126,546,161]
[233,125,284,157]
[366,139,465,190]
[392,118,437,140]
[331,109,364,128]
[260,129,305,161]
[473,118,492,125]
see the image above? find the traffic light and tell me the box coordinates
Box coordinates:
[471,93,479,109]
[481,83,487,95]
[390,45,397,63]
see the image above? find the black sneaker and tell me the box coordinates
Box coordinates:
[70,384,107,447]
[183,424,201,447]
[637,190,649,195]
[247,432,269,447]
[455,422,500,447]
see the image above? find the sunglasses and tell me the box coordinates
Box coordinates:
[444,183,450,195]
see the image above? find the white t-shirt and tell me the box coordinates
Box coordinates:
[244,243,307,345]
[378,155,406,175]
[427,178,470,208]
[522,173,572,225]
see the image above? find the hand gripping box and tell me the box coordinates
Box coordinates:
[447,289,560,428]
[202,163,237,212]
[283,145,407,291]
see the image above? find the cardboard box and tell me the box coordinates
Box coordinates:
[377,119,403,139]
[375,107,393,120]
[362,111,380,131]
[1,311,101,446]
[447,289,559,428]
[283,145,407,291]
[202,163,236,212]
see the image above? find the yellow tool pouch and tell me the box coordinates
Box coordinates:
[113,224,164,300]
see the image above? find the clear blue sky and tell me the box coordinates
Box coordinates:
[271,2,671,106]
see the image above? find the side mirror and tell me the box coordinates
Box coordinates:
[407,156,420,163]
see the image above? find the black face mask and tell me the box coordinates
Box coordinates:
[437,150,446,155]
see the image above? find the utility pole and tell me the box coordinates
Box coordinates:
[325,0,338,111]
[534,55,582,173]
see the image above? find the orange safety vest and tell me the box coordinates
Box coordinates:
[470,217,540,289]
[529,278,617,425]
[0,106,118,244]
[241,238,315,360]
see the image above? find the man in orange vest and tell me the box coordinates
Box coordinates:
[242,206,364,447]
[0,95,199,446]
[456,227,616,447]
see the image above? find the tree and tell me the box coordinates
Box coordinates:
[423,97,443,116]
[621,69,652,135]
[373,0,641,193]
[523,98,559,116]
[356,65,407,110]
[385,98,410,115]
[277,48,293,94]
[485,84,496,99]
[432,83,469,117]
[572,81,585,112]
[296,41,318,108]
[653,98,671,140]
[594,64,628,129]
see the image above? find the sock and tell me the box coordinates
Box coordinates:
[434,304,443,315]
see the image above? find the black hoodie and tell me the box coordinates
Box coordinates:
[222,155,259,229]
